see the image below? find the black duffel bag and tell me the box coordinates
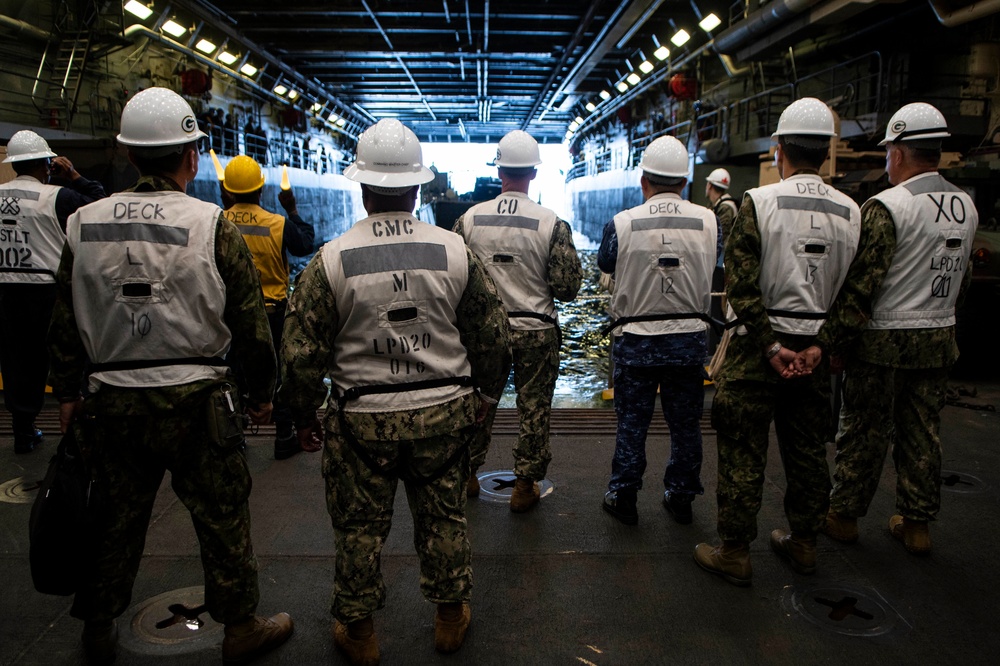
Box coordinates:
[29,427,93,595]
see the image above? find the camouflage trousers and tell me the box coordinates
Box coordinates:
[323,417,475,624]
[70,384,260,625]
[509,327,560,480]
[711,375,833,542]
[609,364,704,495]
[829,361,949,522]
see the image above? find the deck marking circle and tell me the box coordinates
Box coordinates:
[0,477,37,504]
[121,586,223,655]
[475,470,554,504]
[781,582,911,637]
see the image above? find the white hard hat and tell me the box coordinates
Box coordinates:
[639,135,689,178]
[116,87,207,148]
[344,119,434,188]
[772,97,836,138]
[878,102,950,146]
[492,130,542,168]
[707,168,731,189]
[3,130,57,163]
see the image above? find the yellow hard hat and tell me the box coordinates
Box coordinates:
[223,155,265,193]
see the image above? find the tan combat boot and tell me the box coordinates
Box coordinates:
[434,602,471,654]
[509,477,540,513]
[823,511,859,543]
[467,473,480,498]
[770,529,818,574]
[222,613,294,665]
[889,515,931,555]
[694,541,752,586]
[332,617,380,666]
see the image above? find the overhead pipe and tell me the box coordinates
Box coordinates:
[713,0,823,55]
[928,0,1000,26]
[0,13,52,41]
[122,24,358,139]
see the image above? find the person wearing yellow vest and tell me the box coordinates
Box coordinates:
[223,155,316,459]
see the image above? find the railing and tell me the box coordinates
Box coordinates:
[567,51,893,182]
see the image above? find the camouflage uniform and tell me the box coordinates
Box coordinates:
[47,175,276,624]
[452,215,581,479]
[280,247,510,625]
[713,184,893,543]
[830,200,973,522]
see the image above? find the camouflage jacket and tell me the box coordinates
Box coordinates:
[280,240,512,440]
[719,178,895,382]
[47,175,276,409]
[853,199,971,369]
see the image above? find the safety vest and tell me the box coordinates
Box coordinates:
[224,203,289,303]
[66,191,231,388]
[746,174,861,335]
[869,172,978,329]
[322,213,474,412]
[609,192,717,336]
[461,192,557,330]
[0,176,64,284]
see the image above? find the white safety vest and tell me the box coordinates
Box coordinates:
[610,192,718,336]
[66,192,231,389]
[713,194,738,220]
[747,174,861,335]
[0,176,64,284]
[869,172,978,329]
[461,192,557,331]
[323,213,474,412]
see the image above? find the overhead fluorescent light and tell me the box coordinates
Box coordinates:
[700,13,722,32]
[329,113,340,123]
[626,72,641,85]
[639,60,654,74]
[287,90,298,100]
[124,1,153,20]
[569,121,579,131]
[599,90,611,100]
[218,51,238,65]
[311,102,323,113]
[616,81,629,93]
[274,84,288,95]
[161,20,186,38]
[575,115,584,124]
[335,118,346,127]
[654,45,670,61]
[240,63,258,77]
[671,29,690,47]
[195,39,216,54]
[585,102,596,112]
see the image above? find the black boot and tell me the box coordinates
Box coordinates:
[602,488,638,525]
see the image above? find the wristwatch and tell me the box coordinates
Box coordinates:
[764,341,782,359]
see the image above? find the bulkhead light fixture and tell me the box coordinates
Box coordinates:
[218,51,238,65]
[311,102,323,113]
[671,29,690,47]
[654,45,669,60]
[240,63,258,77]
[639,60,654,74]
[287,89,298,100]
[626,72,641,85]
[599,90,611,100]
[616,80,629,93]
[195,39,216,54]
[124,1,153,20]
[574,115,584,124]
[329,112,340,123]
[161,19,187,38]
[699,13,721,32]
[335,118,346,127]
[273,84,288,95]
[585,102,596,112]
